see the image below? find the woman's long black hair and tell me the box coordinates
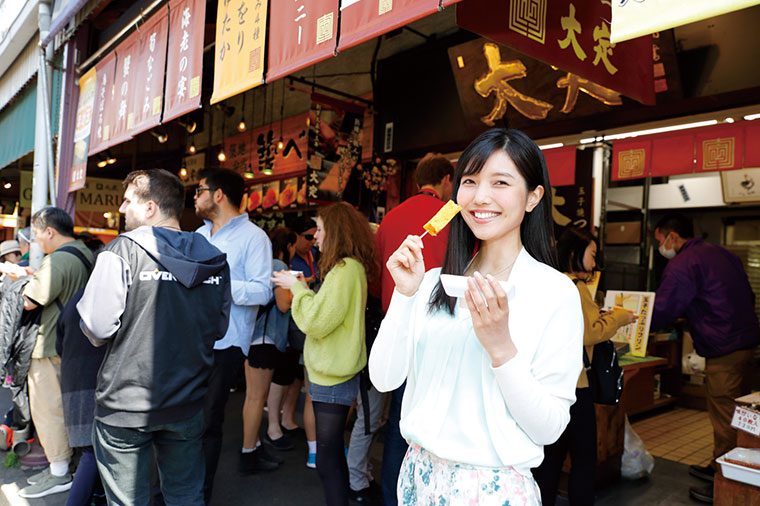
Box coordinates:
[429,128,558,315]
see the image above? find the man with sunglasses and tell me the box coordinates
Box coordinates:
[194,169,273,503]
[290,216,319,285]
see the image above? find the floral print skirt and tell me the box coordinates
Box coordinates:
[397,443,541,506]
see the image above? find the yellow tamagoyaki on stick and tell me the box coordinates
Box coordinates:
[421,201,461,237]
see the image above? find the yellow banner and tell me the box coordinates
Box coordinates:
[210,0,267,104]
[611,0,760,43]
[20,171,32,208]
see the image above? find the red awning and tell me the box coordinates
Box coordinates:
[163,0,206,124]
[130,6,169,137]
[338,0,439,52]
[651,133,694,177]
[542,146,576,186]
[694,124,744,172]
[267,0,339,82]
[612,139,651,181]
[745,121,760,168]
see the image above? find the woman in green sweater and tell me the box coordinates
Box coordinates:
[272,202,379,506]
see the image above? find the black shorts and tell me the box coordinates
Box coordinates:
[272,348,304,386]
[248,343,279,370]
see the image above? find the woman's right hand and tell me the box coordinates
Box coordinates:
[614,308,638,325]
[386,235,426,297]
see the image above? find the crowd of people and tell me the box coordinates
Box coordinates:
[0,127,757,506]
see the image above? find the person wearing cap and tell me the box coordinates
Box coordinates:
[0,240,21,264]
[16,228,31,266]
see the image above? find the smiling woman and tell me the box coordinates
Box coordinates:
[369,128,583,506]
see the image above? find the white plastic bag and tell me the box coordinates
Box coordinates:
[621,415,655,479]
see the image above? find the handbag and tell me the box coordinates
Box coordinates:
[583,340,624,405]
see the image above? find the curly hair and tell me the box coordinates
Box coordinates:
[317,202,379,284]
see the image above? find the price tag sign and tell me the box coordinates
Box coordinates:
[732,406,760,436]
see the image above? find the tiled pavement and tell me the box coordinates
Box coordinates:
[632,407,713,467]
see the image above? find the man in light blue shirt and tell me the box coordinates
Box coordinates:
[194,169,273,503]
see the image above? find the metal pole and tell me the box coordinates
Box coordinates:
[39,49,57,207]
[30,0,53,269]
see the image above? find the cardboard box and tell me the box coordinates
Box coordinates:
[606,221,642,244]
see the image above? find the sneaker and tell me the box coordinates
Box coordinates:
[349,486,382,506]
[306,452,316,469]
[280,424,304,437]
[689,464,715,482]
[238,450,278,475]
[19,472,72,498]
[262,432,294,451]
[688,484,713,504]
[257,444,284,464]
[26,467,50,485]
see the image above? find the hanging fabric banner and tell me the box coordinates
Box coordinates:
[744,121,760,168]
[651,133,694,177]
[267,0,339,82]
[130,6,169,137]
[109,31,141,146]
[695,124,745,172]
[542,146,576,187]
[88,53,117,156]
[611,0,760,44]
[612,139,651,181]
[164,0,207,122]
[210,0,267,105]
[457,0,655,106]
[69,66,97,191]
[338,0,438,51]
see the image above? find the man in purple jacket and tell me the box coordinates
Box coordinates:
[651,213,759,504]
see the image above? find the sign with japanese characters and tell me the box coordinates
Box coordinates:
[611,0,760,44]
[88,53,117,156]
[338,0,438,51]
[110,31,141,146]
[222,112,309,180]
[267,0,339,81]
[130,6,169,137]
[70,66,97,191]
[457,0,655,106]
[210,0,267,105]
[605,290,656,357]
[164,0,206,122]
[731,405,760,437]
[552,147,591,236]
[76,177,124,213]
[448,38,624,131]
[181,152,206,187]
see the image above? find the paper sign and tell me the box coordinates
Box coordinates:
[604,290,656,357]
[732,406,760,437]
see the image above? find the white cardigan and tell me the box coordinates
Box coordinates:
[369,248,583,474]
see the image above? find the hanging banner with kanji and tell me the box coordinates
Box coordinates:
[210,0,267,105]
[70,66,97,191]
[267,0,339,82]
[130,6,169,137]
[612,139,651,181]
[222,112,309,180]
[88,53,117,156]
[542,146,576,187]
[109,31,141,146]
[611,0,760,44]
[306,95,364,203]
[164,0,206,123]
[338,0,438,51]
[553,147,592,237]
[456,0,655,105]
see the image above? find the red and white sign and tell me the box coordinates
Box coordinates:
[732,406,760,437]
[338,0,438,51]
[88,53,117,156]
[164,0,206,123]
[109,31,141,146]
[267,0,339,81]
[131,6,169,136]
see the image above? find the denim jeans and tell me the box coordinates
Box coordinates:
[309,374,359,406]
[381,383,408,506]
[93,410,206,506]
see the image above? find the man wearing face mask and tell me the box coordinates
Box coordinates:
[650,213,760,504]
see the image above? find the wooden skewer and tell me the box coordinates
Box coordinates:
[420,230,429,239]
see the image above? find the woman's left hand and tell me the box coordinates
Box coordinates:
[464,272,517,368]
[271,270,305,290]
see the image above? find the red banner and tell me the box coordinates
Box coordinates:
[267,0,339,81]
[88,53,117,156]
[223,113,310,180]
[456,0,655,105]
[542,146,575,186]
[651,133,694,177]
[164,0,206,123]
[695,124,744,172]
[338,0,438,51]
[109,31,141,146]
[612,139,651,181]
[131,6,168,137]
[745,121,760,168]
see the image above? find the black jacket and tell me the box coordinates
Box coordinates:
[77,226,231,428]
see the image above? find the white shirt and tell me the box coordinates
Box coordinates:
[369,248,583,474]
